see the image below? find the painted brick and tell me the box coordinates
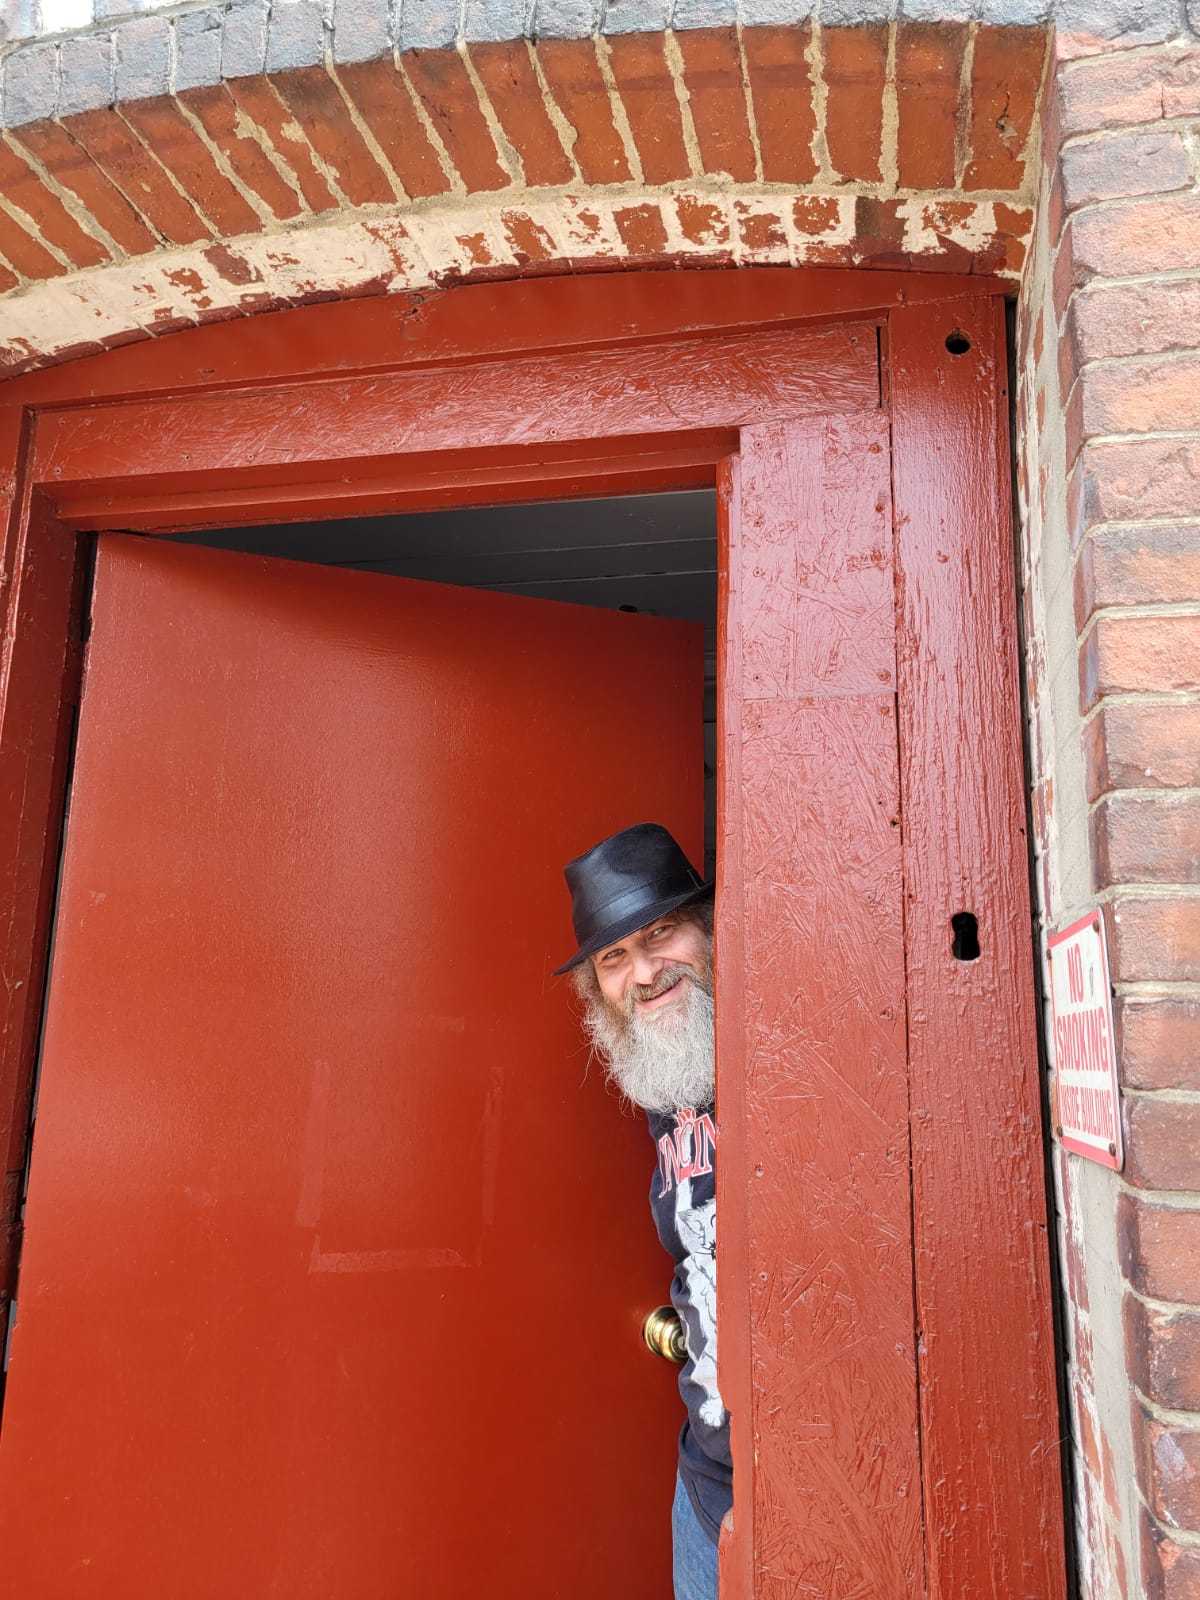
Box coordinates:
[1124,1094,1200,1189]
[4,43,60,127]
[264,0,324,73]
[226,74,338,212]
[1119,1192,1200,1300]
[335,60,451,201]
[1141,1503,1200,1600]
[463,0,531,42]
[1127,1293,1200,1409]
[1071,195,1200,285]
[469,40,574,187]
[271,65,395,206]
[1079,441,1200,534]
[536,37,632,185]
[174,9,223,93]
[500,208,558,264]
[403,47,510,191]
[894,20,965,189]
[0,134,109,267]
[613,200,669,254]
[740,24,816,184]
[1062,129,1191,211]
[113,15,169,102]
[221,0,268,80]
[604,30,691,184]
[674,27,757,183]
[963,25,1044,191]
[1058,42,1200,138]
[823,24,887,184]
[1070,281,1200,368]
[12,116,157,253]
[1080,615,1200,708]
[398,0,459,51]
[177,84,303,221]
[1076,525,1200,628]
[330,0,390,65]
[676,192,731,247]
[601,0,672,30]
[1109,899,1200,986]
[60,30,114,115]
[63,106,211,245]
[1092,793,1200,888]
[120,96,263,235]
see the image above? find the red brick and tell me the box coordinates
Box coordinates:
[1082,355,1200,438]
[501,208,557,265]
[12,118,157,256]
[1109,898,1200,985]
[335,60,450,201]
[1062,129,1190,211]
[1124,1094,1200,1189]
[178,84,303,221]
[0,260,19,295]
[613,201,669,257]
[736,202,786,255]
[1076,524,1200,628]
[60,107,211,246]
[403,47,509,192]
[1138,1405,1200,1529]
[269,66,394,207]
[227,75,338,214]
[1127,1292,1200,1408]
[1092,793,1200,888]
[675,27,757,183]
[1120,1192,1200,1300]
[1073,194,1200,285]
[742,24,816,184]
[534,37,630,185]
[1080,439,1200,533]
[822,25,886,184]
[675,193,730,248]
[1059,43,1200,139]
[1085,701,1200,803]
[469,42,571,188]
[0,198,70,279]
[605,31,690,185]
[793,195,841,237]
[895,21,966,189]
[1071,280,1200,368]
[1141,1502,1200,1600]
[1081,615,1200,708]
[120,96,263,238]
[0,135,109,269]
[964,26,1045,191]
[1120,996,1200,1092]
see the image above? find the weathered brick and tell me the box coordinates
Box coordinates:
[336,59,450,200]
[823,24,886,183]
[1109,898,1200,985]
[501,208,559,265]
[1092,793,1200,888]
[62,106,211,245]
[226,74,338,213]
[113,15,169,102]
[676,192,730,247]
[1124,1094,1200,1189]
[604,30,691,184]
[1141,1502,1200,1600]
[177,84,303,222]
[963,25,1044,191]
[1070,281,1200,367]
[221,0,268,79]
[0,134,109,268]
[1081,615,1200,708]
[613,200,669,255]
[0,205,66,279]
[1136,1404,1200,1530]
[1082,355,1200,439]
[1120,1191,1200,1300]
[1062,129,1191,211]
[174,9,223,93]
[4,43,60,127]
[742,24,817,185]
[271,65,396,206]
[1079,440,1200,534]
[398,0,458,51]
[1076,525,1200,628]
[120,96,263,236]
[264,0,323,72]
[12,116,157,254]
[675,27,757,183]
[331,0,390,66]
[536,36,632,185]
[600,0,671,29]
[1059,42,1200,138]
[60,30,114,115]
[1072,195,1200,285]
[403,46,510,191]
[1127,1292,1200,1409]
[469,39,574,186]
[894,21,965,190]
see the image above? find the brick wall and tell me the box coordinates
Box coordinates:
[1017,22,1200,1600]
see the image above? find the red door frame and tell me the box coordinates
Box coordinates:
[0,268,1066,1597]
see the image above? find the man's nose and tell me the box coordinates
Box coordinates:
[631,951,665,987]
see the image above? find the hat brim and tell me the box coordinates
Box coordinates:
[552,882,713,976]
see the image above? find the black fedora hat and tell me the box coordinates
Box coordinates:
[553,822,712,976]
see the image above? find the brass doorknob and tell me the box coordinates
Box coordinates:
[643,1305,687,1364]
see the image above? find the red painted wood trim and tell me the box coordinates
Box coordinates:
[888,296,1066,1597]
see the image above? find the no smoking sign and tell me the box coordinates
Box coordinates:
[1048,911,1123,1171]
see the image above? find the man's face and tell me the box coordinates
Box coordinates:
[576,909,715,1114]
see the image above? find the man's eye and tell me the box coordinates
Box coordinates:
[651,923,673,939]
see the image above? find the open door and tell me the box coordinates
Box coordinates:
[0,534,704,1597]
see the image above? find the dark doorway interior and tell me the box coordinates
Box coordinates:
[168,490,718,874]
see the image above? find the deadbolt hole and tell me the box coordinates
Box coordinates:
[951,911,981,962]
[945,330,972,357]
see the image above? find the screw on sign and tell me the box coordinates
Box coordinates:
[1047,911,1123,1171]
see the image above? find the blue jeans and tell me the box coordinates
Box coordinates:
[672,1472,718,1600]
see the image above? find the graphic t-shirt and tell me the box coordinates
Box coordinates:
[647,1104,732,1547]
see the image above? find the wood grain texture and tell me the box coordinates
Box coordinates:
[889,297,1066,1598]
[719,416,924,1598]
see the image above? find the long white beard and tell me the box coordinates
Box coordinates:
[583,969,715,1113]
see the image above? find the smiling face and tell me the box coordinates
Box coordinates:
[572,903,715,1114]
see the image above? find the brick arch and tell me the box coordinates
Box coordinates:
[0,20,1046,374]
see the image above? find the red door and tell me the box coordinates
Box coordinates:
[0,534,703,1596]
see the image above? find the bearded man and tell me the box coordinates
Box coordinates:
[554,822,730,1600]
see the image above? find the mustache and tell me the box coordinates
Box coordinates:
[624,962,710,1016]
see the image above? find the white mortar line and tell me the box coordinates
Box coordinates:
[170,90,278,228]
[733,24,763,186]
[805,15,831,185]
[661,30,703,181]
[880,19,899,195]
[456,36,524,188]
[952,20,976,192]
[2,132,127,262]
[520,36,583,183]
[594,35,645,187]
[395,54,468,198]
[324,62,409,204]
